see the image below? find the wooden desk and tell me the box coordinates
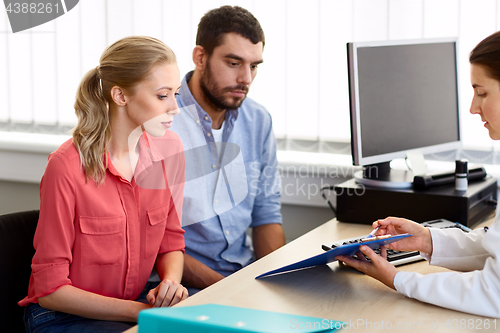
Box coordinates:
[126,217,497,332]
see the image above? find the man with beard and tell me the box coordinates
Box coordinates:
[170,5,285,293]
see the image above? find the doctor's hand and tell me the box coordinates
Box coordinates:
[146,279,188,307]
[336,245,398,290]
[372,217,433,255]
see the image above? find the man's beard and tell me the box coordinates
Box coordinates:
[200,59,249,111]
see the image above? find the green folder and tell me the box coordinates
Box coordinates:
[138,304,345,332]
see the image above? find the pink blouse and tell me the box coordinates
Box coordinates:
[19,131,185,306]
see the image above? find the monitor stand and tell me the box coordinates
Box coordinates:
[354,161,414,189]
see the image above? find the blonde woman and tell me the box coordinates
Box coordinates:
[19,36,188,332]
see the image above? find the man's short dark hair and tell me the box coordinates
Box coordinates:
[196,6,265,56]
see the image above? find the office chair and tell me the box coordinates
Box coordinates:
[0,210,39,333]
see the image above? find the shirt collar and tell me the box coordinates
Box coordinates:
[138,132,164,162]
[105,132,163,182]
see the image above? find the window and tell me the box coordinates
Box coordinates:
[1,0,499,153]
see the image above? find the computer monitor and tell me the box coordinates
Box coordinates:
[347,38,462,189]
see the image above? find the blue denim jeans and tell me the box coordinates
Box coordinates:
[23,303,134,333]
[22,282,167,332]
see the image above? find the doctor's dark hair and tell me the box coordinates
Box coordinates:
[72,36,176,185]
[470,30,500,82]
[196,5,265,56]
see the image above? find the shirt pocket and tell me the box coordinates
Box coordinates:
[79,215,125,267]
[144,203,169,258]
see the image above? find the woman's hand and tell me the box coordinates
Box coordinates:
[373,217,433,254]
[336,245,398,290]
[146,279,188,307]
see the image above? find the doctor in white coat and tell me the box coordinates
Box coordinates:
[336,30,500,319]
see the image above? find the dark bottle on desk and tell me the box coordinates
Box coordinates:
[455,159,468,191]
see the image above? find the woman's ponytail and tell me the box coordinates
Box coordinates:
[72,67,111,185]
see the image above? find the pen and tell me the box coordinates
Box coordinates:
[367,226,380,238]
[361,234,392,242]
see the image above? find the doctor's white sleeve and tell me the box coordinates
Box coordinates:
[422,227,489,271]
[394,216,500,318]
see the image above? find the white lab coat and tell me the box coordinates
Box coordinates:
[394,213,500,318]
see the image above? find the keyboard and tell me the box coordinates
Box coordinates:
[321,219,471,266]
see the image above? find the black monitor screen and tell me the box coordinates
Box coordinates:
[353,41,459,161]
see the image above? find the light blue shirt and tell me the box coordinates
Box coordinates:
[171,72,282,275]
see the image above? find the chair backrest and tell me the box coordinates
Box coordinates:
[0,210,39,333]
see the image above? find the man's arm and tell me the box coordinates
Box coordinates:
[181,253,225,289]
[250,111,284,260]
[252,223,285,259]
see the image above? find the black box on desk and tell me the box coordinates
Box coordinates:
[335,177,497,227]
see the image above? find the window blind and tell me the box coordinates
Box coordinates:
[1,0,498,151]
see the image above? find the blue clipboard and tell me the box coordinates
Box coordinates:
[256,233,412,279]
